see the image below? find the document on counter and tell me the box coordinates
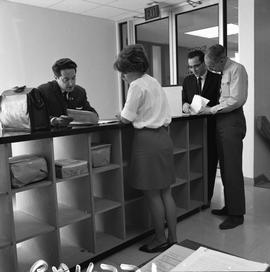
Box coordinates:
[190,94,209,114]
[98,119,119,125]
[138,244,194,272]
[170,246,269,271]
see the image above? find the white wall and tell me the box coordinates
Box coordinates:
[253,0,270,181]
[0,1,119,119]
[239,0,254,178]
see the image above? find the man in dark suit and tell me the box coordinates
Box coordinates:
[182,50,221,205]
[38,58,98,126]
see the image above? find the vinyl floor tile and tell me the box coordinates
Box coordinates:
[82,178,270,271]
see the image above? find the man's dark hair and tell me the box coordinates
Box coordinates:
[52,58,77,77]
[188,50,205,63]
[113,44,149,74]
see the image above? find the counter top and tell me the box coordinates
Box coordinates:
[0,114,206,144]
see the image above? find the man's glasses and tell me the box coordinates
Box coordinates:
[188,62,203,70]
[60,76,76,84]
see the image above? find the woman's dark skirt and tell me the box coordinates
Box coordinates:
[128,127,175,190]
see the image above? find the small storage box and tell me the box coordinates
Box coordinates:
[91,144,111,168]
[55,159,88,179]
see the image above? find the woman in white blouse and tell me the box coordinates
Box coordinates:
[114,44,177,253]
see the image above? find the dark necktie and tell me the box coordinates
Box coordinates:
[197,77,202,95]
[62,91,68,102]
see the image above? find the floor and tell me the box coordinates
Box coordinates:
[82,177,270,271]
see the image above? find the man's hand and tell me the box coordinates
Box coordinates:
[182,103,191,113]
[199,106,214,115]
[115,113,130,124]
[50,115,73,127]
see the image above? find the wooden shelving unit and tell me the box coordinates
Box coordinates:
[0,117,207,271]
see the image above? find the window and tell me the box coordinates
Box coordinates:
[135,17,170,86]
[176,5,219,85]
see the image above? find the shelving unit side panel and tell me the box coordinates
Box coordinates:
[0,194,14,247]
[0,144,11,192]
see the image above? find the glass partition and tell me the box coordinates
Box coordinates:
[135,17,170,86]
[227,0,238,61]
[118,22,129,106]
[176,5,219,85]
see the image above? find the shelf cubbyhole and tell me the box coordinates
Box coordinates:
[189,149,203,181]
[95,208,124,253]
[13,186,56,242]
[11,139,54,181]
[125,199,151,239]
[172,184,189,215]
[54,134,90,161]
[174,153,188,182]
[56,178,92,227]
[123,167,143,201]
[93,171,123,211]
[60,219,94,267]
[190,179,204,210]
[169,120,188,152]
[189,119,203,147]
[17,231,59,272]
[91,129,122,166]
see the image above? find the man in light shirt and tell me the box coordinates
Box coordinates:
[203,44,248,230]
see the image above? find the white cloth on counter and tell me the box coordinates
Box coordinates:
[0,93,30,129]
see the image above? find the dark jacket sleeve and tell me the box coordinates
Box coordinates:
[37,81,66,118]
[182,77,189,104]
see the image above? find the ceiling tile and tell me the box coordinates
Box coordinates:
[108,0,151,12]
[82,5,125,19]
[84,0,118,5]
[50,0,99,13]
[8,0,64,8]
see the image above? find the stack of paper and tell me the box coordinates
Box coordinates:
[138,244,194,272]
[170,246,269,271]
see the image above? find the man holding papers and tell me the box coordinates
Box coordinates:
[182,50,221,204]
[38,58,98,126]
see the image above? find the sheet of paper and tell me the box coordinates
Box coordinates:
[98,119,119,125]
[138,244,194,272]
[170,246,269,271]
[190,94,209,114]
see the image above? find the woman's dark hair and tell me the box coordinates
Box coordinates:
[52,58,77,77]
[113,44,149,74]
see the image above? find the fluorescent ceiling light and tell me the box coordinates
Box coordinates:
[185,23,239,38]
